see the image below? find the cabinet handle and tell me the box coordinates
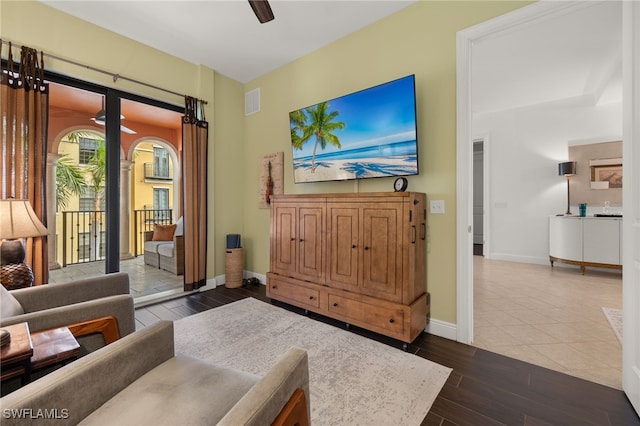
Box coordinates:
[333,302,338,307]
[364,246,369,250]
[299,239,304,242]
[352,244,357,249]
[272,285,277,289]
[389,318,395,323]
[290,237,295,241]
[309,296,314,300]
[420,223,426,240]
[411,225,416,244]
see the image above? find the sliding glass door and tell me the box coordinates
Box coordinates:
[47,74,183,290]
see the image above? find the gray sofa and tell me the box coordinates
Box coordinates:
[0,321,310,426]
[0,272,135,354]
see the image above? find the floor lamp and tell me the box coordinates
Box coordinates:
[0,199,49,290]
[558,161,577,215]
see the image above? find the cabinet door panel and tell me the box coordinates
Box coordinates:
[583,218,620,265]
[549,217,582,261]
[362,204,402,302]
[273,206,297,276]
[298,206,324,280]
[327,207,359,290]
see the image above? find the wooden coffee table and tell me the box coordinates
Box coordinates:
[0,322,33,384]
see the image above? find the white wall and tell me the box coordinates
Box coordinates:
[474,101,622,264]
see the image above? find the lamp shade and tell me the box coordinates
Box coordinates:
[558,161,577,177]
[0,199,48,240]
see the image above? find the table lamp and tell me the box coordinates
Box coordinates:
[558,161,577,215]
[0,199,49,289]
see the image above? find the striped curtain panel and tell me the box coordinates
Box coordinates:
[181,96,208,290]
[0,43,49,285]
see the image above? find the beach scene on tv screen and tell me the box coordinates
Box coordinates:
[290,75,418,183]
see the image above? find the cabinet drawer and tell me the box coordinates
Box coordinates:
[327,294,404,335]
[268,277,320,309]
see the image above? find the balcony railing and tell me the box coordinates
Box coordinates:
[144,163,172,180]
[61,211,106,267]
[60,209,173,265]
[133,209,173,256]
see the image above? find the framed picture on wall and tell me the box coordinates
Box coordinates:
[591,160,622,189]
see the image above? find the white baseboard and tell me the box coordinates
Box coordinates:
[197,277,218,291]
[426,318,457,341]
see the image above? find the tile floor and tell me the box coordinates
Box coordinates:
[473,256,623,389]
[48,256,184,299]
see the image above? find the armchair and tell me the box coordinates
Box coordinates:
[0,272,135,355]
[144,217,184,275]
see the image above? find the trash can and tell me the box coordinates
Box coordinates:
[225,248,244,288]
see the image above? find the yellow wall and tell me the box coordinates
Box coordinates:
[2,1,531,325]
[242,1,530,324]
[1,1,237,279]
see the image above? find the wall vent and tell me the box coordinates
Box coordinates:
[245,88,261,116]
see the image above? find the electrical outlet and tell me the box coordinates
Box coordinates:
[430,200,445,214]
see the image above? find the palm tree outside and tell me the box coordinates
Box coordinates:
[55,154,87,211]
[289,102,345,173]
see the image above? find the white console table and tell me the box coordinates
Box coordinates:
[549,216,622,274]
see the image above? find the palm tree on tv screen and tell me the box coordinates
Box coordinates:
[290,102,345,173]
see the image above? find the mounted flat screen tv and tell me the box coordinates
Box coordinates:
[289,74,418,183]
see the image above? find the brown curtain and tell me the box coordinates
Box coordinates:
[181,96,208,290]
[0,42,49,285]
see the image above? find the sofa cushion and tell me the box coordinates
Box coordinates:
[152,224,176,241]
[80,354,259,426]
[0,284,25,318]
[157,243,175,258]
[144,241,170,254]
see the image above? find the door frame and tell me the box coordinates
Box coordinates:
[456,0,639,413]
[621,0,640,414]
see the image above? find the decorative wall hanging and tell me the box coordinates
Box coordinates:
[258,152,284,209]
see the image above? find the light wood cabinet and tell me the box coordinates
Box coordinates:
[268,192,428,345]
[270,200,325,282]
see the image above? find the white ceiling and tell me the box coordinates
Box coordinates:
[40,1,622,114]
[472,1,622,114]
[40,0,415,83]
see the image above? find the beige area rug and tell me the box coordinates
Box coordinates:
[602,307,622,344]
[174,297,451,426]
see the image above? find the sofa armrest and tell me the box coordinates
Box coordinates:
[218,347,310,426]
[0,294,134,336]
[174,235,184,261]
[11,272,130,313]
[0,321,175,426]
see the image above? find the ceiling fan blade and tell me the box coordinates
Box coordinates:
[248,0,274,24]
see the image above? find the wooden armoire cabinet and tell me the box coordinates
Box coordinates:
[267,192,428,345]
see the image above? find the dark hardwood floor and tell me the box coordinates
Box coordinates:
[136,284,640,426]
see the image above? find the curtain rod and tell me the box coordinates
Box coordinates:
[1,39,207,105]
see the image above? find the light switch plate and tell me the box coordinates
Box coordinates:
[430,200,445,214]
